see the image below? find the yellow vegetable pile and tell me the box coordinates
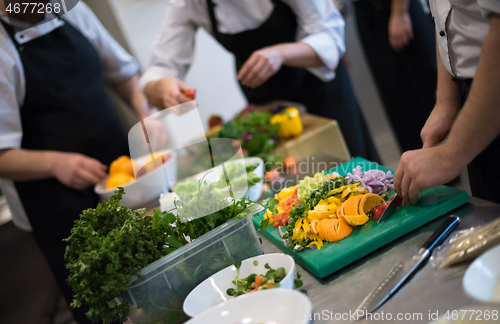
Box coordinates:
[268,182,385,251]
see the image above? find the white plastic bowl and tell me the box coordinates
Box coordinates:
[94,151,177,209]
[183,253,295,317]
[463,243,500,303]
[185,288,311,324]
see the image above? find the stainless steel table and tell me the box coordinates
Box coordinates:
[259,197,500,323]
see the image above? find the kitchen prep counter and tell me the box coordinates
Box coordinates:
[259,196,500,323]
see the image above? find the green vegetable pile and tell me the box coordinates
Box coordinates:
[174,162,262,200]
[64,186,262,324]
[177,112,283,178]
[226,262,286,296]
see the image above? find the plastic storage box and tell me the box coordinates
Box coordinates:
[121,211,264,324]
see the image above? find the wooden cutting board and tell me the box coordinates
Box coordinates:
[252,157,469,278]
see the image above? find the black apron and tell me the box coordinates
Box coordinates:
[353,0,437,152]
[206,0,380,163]
[460,79,500,203]
[1,18,128,324]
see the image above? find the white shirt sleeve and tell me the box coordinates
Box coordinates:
[65,2,139,85]
[140,1,198,90]
[477,0,500,17]
[0,42,23,150]
[284,0,346,81]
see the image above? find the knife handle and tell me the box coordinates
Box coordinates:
[421,215,460,251]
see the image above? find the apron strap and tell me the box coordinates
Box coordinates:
[206,0,220,41]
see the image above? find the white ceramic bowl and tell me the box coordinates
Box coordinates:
[94,151,177,209]
[463,243,500,303]
[183,253,295,317]
[185,289,311,324]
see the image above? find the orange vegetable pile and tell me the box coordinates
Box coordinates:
[106,156,135,189]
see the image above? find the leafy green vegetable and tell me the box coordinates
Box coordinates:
[226,262,286,297]
[65,185,262,324]
[174,162,262,200]
[253,260,258,266]
[294,269,303,288]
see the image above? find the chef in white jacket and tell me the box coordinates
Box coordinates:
[395,1,500,204]
[141,0,381,163]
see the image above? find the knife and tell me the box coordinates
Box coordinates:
[378,195,404,223]
[354,215,460,318]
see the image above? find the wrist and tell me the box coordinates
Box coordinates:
[391,0,409,16]
[46,151,61,178]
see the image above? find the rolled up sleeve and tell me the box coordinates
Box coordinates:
[140,0,198,90]
[67,2,139,85]
[286,0,346,81]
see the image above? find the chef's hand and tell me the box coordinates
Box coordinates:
[394,145,463,205]
[388,11,414,52]
[51,152,108,190]
[238,46,283,88]
[144,77,193,113]
[421,103,459,148]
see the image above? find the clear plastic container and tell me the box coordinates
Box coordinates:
[121,209,264,324]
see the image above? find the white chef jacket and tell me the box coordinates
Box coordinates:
[430,0,500,80]
[140,0,346,90]
[0,2,139,231]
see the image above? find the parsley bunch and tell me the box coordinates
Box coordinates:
[64,188,169,323]
[65,186,261,324]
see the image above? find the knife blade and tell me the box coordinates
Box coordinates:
[378,195,404,223]
[354,215,460,319]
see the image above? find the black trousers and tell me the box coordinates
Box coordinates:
[461,80,500,203]
[353,0,437,153]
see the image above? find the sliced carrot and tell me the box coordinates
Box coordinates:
[265,282,275,288]
[336,218,353,241]
[254,275,264,287]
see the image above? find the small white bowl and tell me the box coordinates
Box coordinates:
[185,289,311,324]
[183,253,295,317]
[463,243,500,303]
[94,150,177,209]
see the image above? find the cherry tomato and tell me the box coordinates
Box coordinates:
[183,88,196,100]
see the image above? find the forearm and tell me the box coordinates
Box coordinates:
[112,74,147,120]
[277,43,323,68]
[443,14,500,166]
[0,149,56,181]
[391,0,409,15]
[435,41,461,110]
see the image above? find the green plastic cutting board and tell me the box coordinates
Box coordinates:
[253,157,469,278]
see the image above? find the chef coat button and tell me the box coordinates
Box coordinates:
[19,34,24,38]
[439,30,445,37]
